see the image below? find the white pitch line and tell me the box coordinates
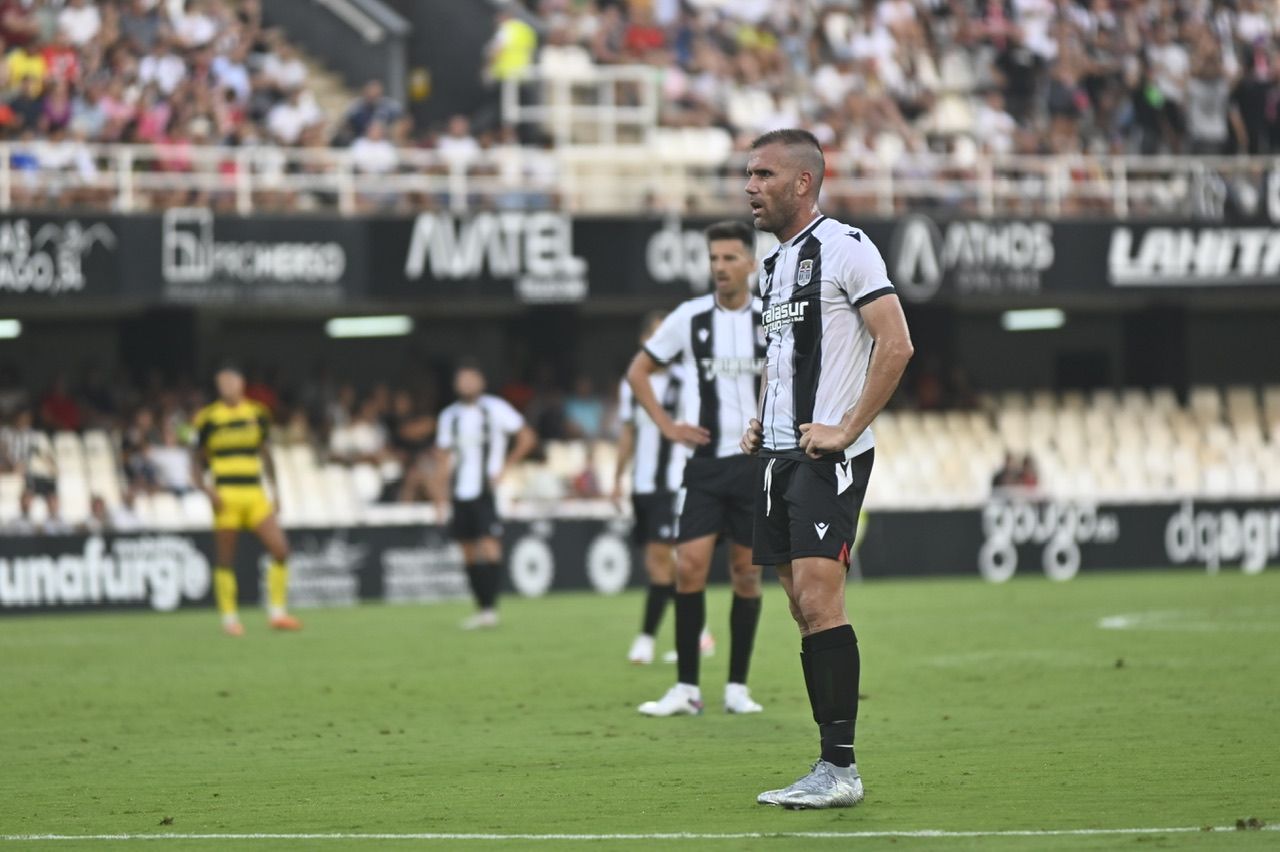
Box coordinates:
[1,826,1275,842]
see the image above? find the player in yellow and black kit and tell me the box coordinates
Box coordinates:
[191,365,302,636]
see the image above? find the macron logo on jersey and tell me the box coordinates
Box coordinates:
[762,301,809,334]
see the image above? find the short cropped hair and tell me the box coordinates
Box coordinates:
[750,128,823,154]
[749,128,826,188]
[455,357,485,376]
[704,220,755,249]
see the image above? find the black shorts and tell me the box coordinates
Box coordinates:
[26,476,57,498]
[449,495,503,541]
[675,455,754,547]
[632,492,678,545]
[752,449,874,566]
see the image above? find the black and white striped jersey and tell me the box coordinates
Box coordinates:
[617,365,687,494]
[759,215,895,458]
[436,394,525,500]
[643,293,766,460]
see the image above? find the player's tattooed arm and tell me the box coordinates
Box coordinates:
[626,350,710,449]
[799,294,913,459]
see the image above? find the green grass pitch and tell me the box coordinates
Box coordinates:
[3,569,1278,851]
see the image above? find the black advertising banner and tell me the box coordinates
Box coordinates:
[0,518,679,615]
[367,213,797,304]
[1,212,1279,309]
[153,209,366,304]
[3,500,1276,615]
[860,498,1280,582]
[0,214,129,301]
[369,213,1280,306]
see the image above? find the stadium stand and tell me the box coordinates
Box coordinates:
[0,0,1275,216]
[1,376,1278,532]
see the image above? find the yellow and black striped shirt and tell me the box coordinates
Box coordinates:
[192,400,271,487]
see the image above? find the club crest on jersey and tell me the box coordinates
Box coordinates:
[797,259,814,286]
[696,327,710,343]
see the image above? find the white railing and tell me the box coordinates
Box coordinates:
[502,63,661,147]
[0,140,1277,220]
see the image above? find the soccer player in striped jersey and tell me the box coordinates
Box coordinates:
[742,129,913,809]
[613,311,701,665]
[433,362,536,630]
[191,365,301,636]
[627,220,766,717]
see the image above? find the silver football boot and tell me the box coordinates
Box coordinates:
[757,760,864,809]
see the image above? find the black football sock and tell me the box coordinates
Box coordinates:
[800,650,821,724]
[673,590,705,686]
[471,561,501,610]
[728,594,762,684]
[465,564,487,609]
[487,561,503,609]
[641,583,674,636]
[802,625,860,768]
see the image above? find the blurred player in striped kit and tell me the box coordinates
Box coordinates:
[613,312,715,665]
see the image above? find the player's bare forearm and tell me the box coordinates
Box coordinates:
[798,295,912,458]
[191,451,210,494]
[260,445,283,511]
[260,444,278,484]
[614,423,635,493]
[626,350,674,433]
[626,350,710,448]
[431,448,453,508]
[836,347,909,443]
[502,426,537,475]
[838,295,913,443]
[741,360,769,455]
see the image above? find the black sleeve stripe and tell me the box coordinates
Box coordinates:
[854,286,896,308]
[642,345,672,366]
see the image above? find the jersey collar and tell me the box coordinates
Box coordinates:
[781,213,826,248]
[714,293,753,313]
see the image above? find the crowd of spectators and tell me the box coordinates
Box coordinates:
[0,361,627,533]
[1,1,1275,214]
[517,0,1280,158]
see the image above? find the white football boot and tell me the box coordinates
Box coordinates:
[627,634,656,665]
[637,683,703,716]
[460,610,499,630]
[757,760,864,809]
[724,682,763,714]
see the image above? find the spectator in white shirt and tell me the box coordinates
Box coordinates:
[974,89,1019,154]
[147,423,195,494]
[350,120,398,174]
[263,42,308,92]
[138,39,188,96]
[266,87,322,145]
[174,0,220,49]
[212,46,252,103]
[58,0,102,46]
[437,114,481,169]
